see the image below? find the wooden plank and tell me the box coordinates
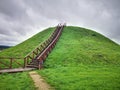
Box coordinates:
[0,68,36,73]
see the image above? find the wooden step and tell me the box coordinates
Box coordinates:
[26,65,39,68]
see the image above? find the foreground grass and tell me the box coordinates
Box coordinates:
[38,65,120,90]
[0,72,36,90]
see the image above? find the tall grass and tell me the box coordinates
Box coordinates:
[0,72,36,90]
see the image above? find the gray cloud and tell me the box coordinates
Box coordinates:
[0,0,120,46]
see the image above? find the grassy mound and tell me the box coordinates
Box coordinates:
[37,26,120,90]
[0,26,120,90]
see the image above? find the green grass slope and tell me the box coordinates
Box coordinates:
[44,26,120,67]
[37,26,120,90]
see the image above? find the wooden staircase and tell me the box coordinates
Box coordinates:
[24,24,65,69]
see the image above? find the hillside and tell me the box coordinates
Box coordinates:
[0,27,55,57]
[37,26,120,90]
[0,26,120,90]
[44,26,120,67]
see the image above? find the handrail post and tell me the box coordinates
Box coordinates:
[24,57,27,68]
[38,61,41,69]
[32,52,34,61]
[27,56,29,64]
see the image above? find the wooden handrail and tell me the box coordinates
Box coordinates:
[24,24,60,59]
[0,57,23,69]
[37,25,64,59]
[24,23,65,69]
[30,24,65,69]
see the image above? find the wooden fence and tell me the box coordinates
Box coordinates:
[0,57,23,69]
[24,24,65,69]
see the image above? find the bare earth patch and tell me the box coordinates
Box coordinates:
[29,71,54,90]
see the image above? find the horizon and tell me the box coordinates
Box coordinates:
[0,25,120,46]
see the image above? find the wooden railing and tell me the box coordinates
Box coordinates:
[0,23,65,70]
[0,57,23,69]
[24,23,65,69]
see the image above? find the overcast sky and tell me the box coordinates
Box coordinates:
[0,0,120,46]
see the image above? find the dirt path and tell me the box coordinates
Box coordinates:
[29,71,54,90]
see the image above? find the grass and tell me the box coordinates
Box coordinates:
[0,72,36,90]
[37,26,120,90]
[0,26,120,90]
[38,65,120,90]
